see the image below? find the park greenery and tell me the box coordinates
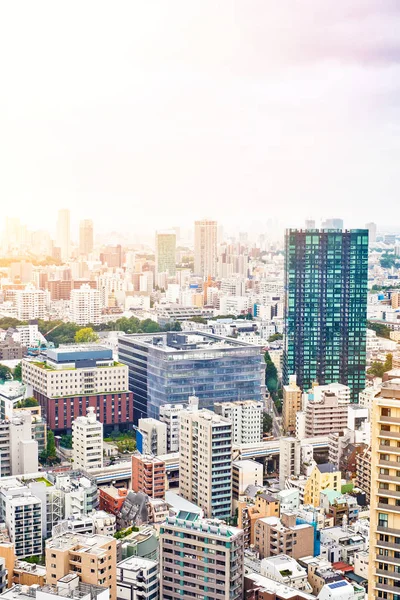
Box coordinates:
[104,431,136,453]
[367,320,391,339]
[268,333,283,342]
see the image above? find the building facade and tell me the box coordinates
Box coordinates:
[283,376,302,434]
[284,229,368,401]
[214,400,263,444]
[131,455,165,499]
[70,284,101,325]
[155,230,176,276]
[79,219,94,256]
[194,219,218,278]
[116,556,158,600]
[72,406,103,471]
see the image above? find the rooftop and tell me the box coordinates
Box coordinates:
[121,331,261,353]
[117,555,157,572]
[2,583,106,600]
[317,463,339,474]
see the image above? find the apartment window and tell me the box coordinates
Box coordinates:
[382,408,391,417]
[379,513,388,528]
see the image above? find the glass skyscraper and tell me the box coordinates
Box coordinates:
[283,229,368,401]
[118,331,264,421]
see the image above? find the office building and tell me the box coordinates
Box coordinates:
[118,331,263,421]
[79,219,94,256]
[160,513,244,600]
[131,454,165,499]
[45,532,117,600]
[215,400,263,444]
[72,406,103,471]
[194,219,217,278]
[369,380,400,600]
[137,418,167,455]
[56,208,71,261]
[15,286,49,321]
[279,437,301,489]
[1,488,42,558]
[254,513,314,560]
[180,407,232,520]
[22,345,133,432]
[116,556,158,600]
[70,284,101,325]
[0,412,38,477]
[155,230,176,276]
[283,375,302,434]
[284,229,368,401]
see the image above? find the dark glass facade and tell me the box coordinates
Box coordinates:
[283,229,368,401]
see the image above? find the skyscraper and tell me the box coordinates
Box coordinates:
[284,229,368,401]
[155,230,176,276]
[369,380,400,600]
[365,221,377,243]
[79,219,93,256]
[56,208,70,261]
[194,219,217,278]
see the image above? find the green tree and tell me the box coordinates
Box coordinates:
[60,434,73,449]
[264,351,278,394]
[13,362,22,380]
[74,327,99,343]
[268,333,283,342]
[368,353,393,378]
[42,431,57,464]
[16,397,39,408]
[0,365,12,381]
[263,413,273,434]
[367,321,391,339]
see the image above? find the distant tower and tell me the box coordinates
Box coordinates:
[56,209,71,261]
[365,222,377,244]
[155,230,176,276]
[194,219,217,278]
[79,219,94,256]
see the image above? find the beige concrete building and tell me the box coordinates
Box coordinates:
[283,376,302,434]
[254,513,314,560]
[232,460,263,502]
[369,380,400,600]
[238,494,280,548]
[180,407,232,520]
[194,219,217,278]
[45,532,117,600]
[355,445,371,503]
[305,392,348,437]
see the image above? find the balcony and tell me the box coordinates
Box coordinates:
[378,502,400,513]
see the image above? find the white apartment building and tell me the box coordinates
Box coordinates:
[194,219,217,278]
[180,407,232,520]
[70,284,101,325]
[215,400,263,444]
[0,412,38,477]
[137,418,167,456]
[54,473,98,518]
[159,403,186,452]
[279,437,301,489]
[55,511,116,537]
[232,460,263,501]
[116,556,159,600]
[0,488,43,558]
[308,383,351,405]
[72,407,103,471]
[15,286,50,321]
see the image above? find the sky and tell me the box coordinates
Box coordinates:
[1,1,400,236]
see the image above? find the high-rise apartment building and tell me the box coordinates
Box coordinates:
[304,391,348,437]
[279,437,301,489]
[155,230,176,276]
[1,488,43,558]
[160,513,244,600]
[56,209,71,261]
[131,454,165,499]
[72,406,103,471]
[79,219,94,256]
[282,375,302,434]
[137,418,167,455]
[15,286,50,320]
[118,331,263,421]
[70,284,101,325]
[369,380,400,600]
[214,400,263,444]
[194,219,217,278]
[159,402,186,452]
[284,229,368,401]
[180,408,232,520]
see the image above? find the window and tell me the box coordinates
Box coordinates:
[379,513,389,528]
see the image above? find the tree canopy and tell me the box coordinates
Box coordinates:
[74,327,99,343]
[264,351,278,393]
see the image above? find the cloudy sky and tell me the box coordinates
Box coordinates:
[1,1,399,236]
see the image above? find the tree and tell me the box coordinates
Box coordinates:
[263,413,273,434]
[74,327,99,343]
[60,434,73,449]
[0,365,11,381]
[367,321,391,339]
[368,353,393,378]
[16,397,38,408]
[268,333,283,342]
[40,431,58,465]
[264,351,278,394]
[13,362,22,380]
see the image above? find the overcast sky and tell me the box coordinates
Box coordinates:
[1,1,400,235]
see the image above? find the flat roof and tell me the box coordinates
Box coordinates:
[120,331,262,353]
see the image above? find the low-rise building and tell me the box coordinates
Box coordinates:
[137,418,167,455]
[2,580,109,600]
[254,513,314,560]
[232,460,263,502]
[238,493,280,548]
[304,463,341,508]
[260,554,312,592]
[99,486,128,516]
[116,556,158,600]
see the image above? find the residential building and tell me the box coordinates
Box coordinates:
[2,581,108,600]
[283,375,302,434]
[45,532,117,600]
[160,513,244,600]
[279,437,301,488]
[155,230,176,277]
[0,338,26,361]
[159,402,186,452]
[72,406,103,471]
[99,487,128,516]
[238,494,280,548]
[13,560,47,587]
[118,331,263,421]
[260,554,312,593]
[254,513,314,560]
[22,345,133,433]
[79,219,94,256]
[305,391,348,437]
[369,380,400,600]
[53,472,98,518]
[56,208,71,261]
[355,446,371,503]
[284,229,368,401]
[304,463,341,507]
[244,572,316,600]
[180,407,232,520]
[131,455,165,499]
[55,511,116,537]
[215,400,263,444]
[116,556,158,600]
[0,412,38,477]
[232,460,263,502]
[70,284,101,325]
[320,525,367,565]
[137,418,167,455]
[15,286,49,321]
[0,381,26,420]
[194,219,217,278]
[1,488,42,558]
